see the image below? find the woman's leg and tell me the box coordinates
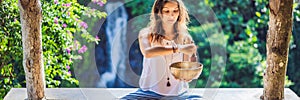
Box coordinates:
[120,89,201,100]
[120,89,163,100]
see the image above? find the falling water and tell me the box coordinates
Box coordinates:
[97,1,128,88]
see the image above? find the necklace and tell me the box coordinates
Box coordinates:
[165,40,176,87]
[166,53,173,87]
[165,52,173,87]
[164,34,179,87]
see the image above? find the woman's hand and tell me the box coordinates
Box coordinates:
[177,44,196,55]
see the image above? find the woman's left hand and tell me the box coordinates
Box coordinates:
[177,44,196,55]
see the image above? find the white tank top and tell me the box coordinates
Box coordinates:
[139,39,188,96]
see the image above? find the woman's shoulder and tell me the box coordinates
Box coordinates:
[138,27,151,38]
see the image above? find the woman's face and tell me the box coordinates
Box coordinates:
[160,1,179,25]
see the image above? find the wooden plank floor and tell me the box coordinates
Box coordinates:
[4,88,299,100]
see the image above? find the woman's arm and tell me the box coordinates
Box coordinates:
[138,28,174,58]
[182,34,197,61]
[138,28,196,58]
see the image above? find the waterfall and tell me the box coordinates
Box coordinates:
[97,1,128,88]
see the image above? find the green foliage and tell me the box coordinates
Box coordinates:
[199,0,295,89]
[0,0,106,99]
[125,0,154,16]
[199,0,297,93]
[124,0,153,34]
[226,40,263,87]
[189,23,228,88]
[0,1,24,98]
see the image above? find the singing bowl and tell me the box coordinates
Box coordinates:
[169,61,203,81]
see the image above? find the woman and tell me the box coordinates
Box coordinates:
[122,0,199,99]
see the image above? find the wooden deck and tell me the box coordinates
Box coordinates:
[4,88,299,100]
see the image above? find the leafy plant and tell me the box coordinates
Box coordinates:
[0,0,106,99]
